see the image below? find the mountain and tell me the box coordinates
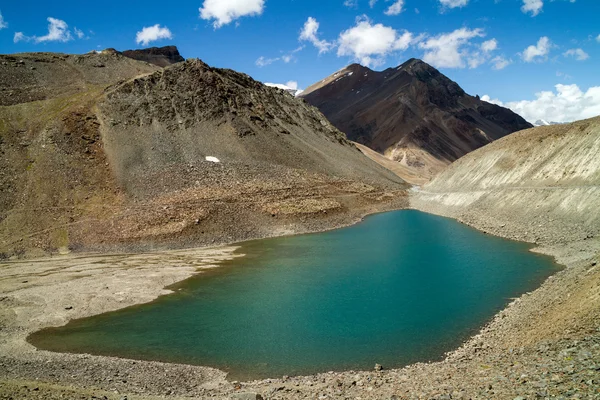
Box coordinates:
[413,116,600,244]
[0,51,406,258]
[121,45,185,67]
[301,59,533,184]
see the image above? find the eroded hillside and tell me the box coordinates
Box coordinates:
[412,116,600,244]
[0,52,407,258]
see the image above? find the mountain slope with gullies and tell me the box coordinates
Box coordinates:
[0,51,407,259]
[301,59,532,184]
[412,116,600,245]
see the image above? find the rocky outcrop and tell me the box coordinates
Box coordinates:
[302,59,532,184]
[121,46,185,67]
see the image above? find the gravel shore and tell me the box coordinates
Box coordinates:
[1,205,599,399]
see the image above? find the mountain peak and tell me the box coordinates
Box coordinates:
[346,63,372,73]
[398,58,440,77]
[302,57,532,183]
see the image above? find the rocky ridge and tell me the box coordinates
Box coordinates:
[0,51,406,259]
[302,59,532,184]
[121,45,185,67]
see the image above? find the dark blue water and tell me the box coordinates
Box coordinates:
[29,210,559,380]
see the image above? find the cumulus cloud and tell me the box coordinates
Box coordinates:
[564,48,589,61]
[482,84,600,124]
[439,0,469,8]
[15,18,76,43]
[521,0,544,16]
[33,18,73,43]
[522,0,576,17]
[135,24,173,46]
[200,0,264,28]
[418,28,485,68]
[13,32,26,43]
[385,0,405,15]
[522,36,552,62]
[337,17,413,67]
[0,11,7,29]
[299,17,334,54]
[491,56,512,70]
[344,0,359,8]
[481,39,498,52]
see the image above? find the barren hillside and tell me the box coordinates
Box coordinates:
[302,59,532,184]
[0,51,407,259]
[412,116,600,244]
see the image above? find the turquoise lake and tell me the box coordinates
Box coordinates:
[29,210,559,380]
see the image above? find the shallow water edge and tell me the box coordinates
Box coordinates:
[26,210,561,380]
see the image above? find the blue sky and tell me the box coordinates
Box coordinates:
[1,0,599,123]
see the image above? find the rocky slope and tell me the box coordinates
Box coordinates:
[0,51,406,259]
[412,116,600,245]
[302,59,532,184]
[121,45,185,67]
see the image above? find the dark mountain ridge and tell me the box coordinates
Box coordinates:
[301,59,533,183]
[121,45,185,67]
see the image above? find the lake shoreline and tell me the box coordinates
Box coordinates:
[1,202,599,399]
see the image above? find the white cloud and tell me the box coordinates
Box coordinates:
[466,39,500,68]
[369,0,378,7]
[481,39,498,52]
[556,70,573,80]
[337,17,413,67]
[135,24,173,46]
[521,0,544,16]
[482,84,600,124]
[299,17,333,54]
[256,46,303,68]
[597,34,600,43]
[255,56,278,67]
[74,27,85,39]
[31,17,73,43]
[385,0,405,15]
[0,11,7,29]
[14,17,81,44]
[281,46,304,63]
[522,36,552,62]
[200,0,264,28]
[439,0,469,8]
[521,0,576,17]
[265,81,299,90]
[491,56,512,70]
[13,32,26,43]
[344,0,358,8]
[418,28,485,68]
[564,48,589,61]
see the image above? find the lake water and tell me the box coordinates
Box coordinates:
[28,210,559,380]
